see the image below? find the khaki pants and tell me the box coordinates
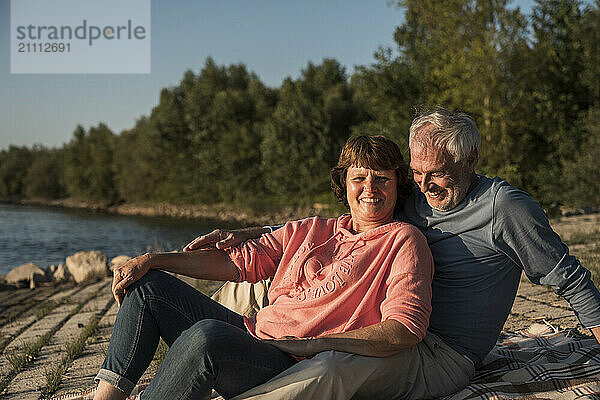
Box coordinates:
[214,282,475,400]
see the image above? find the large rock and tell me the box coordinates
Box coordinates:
[109,255,131,271]
[6,263,47,288]
[66,251,108,283]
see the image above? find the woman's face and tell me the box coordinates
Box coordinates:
[346,166,397,233]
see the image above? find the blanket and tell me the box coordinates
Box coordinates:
[442,324,600,399]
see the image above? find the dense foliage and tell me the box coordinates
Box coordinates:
[1,0,599,211]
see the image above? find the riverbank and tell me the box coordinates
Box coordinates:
[7,196,597,227]
[7,197,341,227]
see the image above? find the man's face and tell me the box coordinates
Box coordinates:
[409,143,475,211]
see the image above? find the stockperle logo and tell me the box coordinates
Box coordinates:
[11,0,151,74]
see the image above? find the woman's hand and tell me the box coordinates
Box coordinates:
[112,253,153,306]
[183,227,270,251]
[265,321,419,358]
[264,336,318,357]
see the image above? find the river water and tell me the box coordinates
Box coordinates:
[0,203,237,276]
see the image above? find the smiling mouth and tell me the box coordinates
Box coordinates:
[360,198,381,204]
[426,190,444,199]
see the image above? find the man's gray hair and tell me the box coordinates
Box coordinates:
[409,109,481,164]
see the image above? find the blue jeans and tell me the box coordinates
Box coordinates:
[96,270,297,399]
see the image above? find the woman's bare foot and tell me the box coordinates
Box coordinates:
[93,380,128,400]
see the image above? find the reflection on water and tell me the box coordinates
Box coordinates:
[0,203,236,275]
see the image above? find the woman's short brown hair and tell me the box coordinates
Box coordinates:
[331,135,412,214]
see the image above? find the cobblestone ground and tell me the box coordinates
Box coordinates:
[0,214,597,399]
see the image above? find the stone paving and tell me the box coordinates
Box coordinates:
[504,277,586,334]
[0,277,171,399]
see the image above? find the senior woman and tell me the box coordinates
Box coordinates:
[94,135,433,400]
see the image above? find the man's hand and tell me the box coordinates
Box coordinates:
[112,253,153,306]
[183,227,270,251]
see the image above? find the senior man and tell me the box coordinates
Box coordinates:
[186,109,600,399]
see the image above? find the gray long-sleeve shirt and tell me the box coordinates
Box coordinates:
[401,175,600,366]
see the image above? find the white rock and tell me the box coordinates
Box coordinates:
[53,263,71,282]
[6,263,47,287]
[109,255,132,271]
[66,251,108,283]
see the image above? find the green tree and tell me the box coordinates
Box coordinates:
[182,60,276,204]
[120,59,277,205]
[146,86,197,203]
[63,125,88,198]
[525,0,590,203]
[23,146,65,199]
[261,59,363,203]
[0,146,33,198]
[113,117,167,203]
[351,47,419,154]
[63,124,117,202]
[580,2,600,106]
[561,107,600,207]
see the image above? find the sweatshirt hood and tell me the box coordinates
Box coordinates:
[336,214,404,241]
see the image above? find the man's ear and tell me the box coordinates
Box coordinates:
[467,150,479,169]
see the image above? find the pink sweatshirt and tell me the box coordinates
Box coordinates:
[225,215,433,341]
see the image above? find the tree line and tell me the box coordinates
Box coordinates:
[1,0,599,212]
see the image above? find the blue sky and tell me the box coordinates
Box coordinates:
[0,0,583,149]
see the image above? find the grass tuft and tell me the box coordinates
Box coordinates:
[43,364,68,397]
[566,229,600,246]
[0,374,9,394]
[6,349,28,371]
[4,311,20,325]
[34,298,70,320]
[40,314,101,398]
[0,331,54,393]
[40,295,114,399]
